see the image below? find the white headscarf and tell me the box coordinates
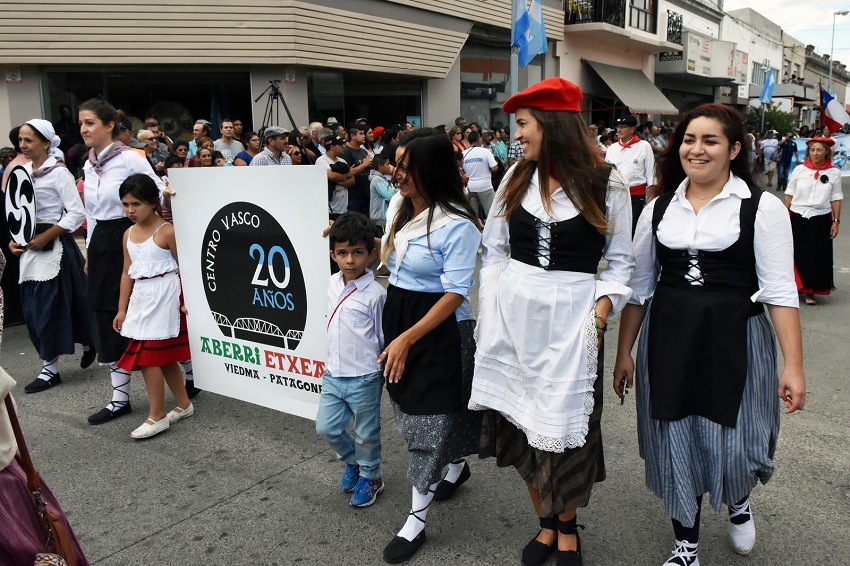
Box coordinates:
[25,119,61,153]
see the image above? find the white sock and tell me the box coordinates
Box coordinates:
[107,363,131,411]
[397,482,438,541]
[443,459,465,484]
[39,358,59,380]
[180,359,194,382]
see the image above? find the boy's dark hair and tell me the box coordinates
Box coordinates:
[371,154,388,168]
[118,173,160,206]
[164,155,184,169]
[329,212,377,253]
[455,150,464,162]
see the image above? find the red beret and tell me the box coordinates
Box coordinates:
[503,77,583,114]
[372,126,384,140]
[806,135,835,147]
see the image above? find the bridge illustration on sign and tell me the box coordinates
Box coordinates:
[211,312,302,349]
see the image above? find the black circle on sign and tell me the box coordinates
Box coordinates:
[201,202,307,349]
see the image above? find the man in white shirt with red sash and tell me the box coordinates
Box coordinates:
[605,114,656,235]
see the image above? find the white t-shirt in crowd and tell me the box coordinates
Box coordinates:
[316,154,349,213]
[463,146,497,193]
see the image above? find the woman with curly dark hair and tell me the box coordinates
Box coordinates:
[614,104,805,565]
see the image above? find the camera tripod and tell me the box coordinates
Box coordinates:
[255,79,298,133]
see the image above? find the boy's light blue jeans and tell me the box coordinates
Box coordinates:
[315,369,383,480]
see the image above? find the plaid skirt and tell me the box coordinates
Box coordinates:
[478,340,606,517]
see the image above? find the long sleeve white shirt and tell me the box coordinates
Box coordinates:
[82,143,165,245]
[482,167,635,314]
[629,174,798,308]
[604,138,656,188]
[326,270,386,377]
[785,163,843,218]
[33,156,85,232]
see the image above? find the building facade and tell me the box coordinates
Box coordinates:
[0,0,563,145]
[561,0,680,126]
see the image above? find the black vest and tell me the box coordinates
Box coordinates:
[647,187,764,427]
[508,205,605,273]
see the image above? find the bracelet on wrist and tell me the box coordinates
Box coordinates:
[833,219,840,223]
[595,321,608,333]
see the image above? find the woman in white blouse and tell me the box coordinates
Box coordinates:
[78,98,168,425]
[614,104,805,566]
[784,136,842,305]
[469,78,634,566]
[7,120,95,393]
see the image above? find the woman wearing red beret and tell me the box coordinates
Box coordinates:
[469,77,635,566]
[783,136,842,305]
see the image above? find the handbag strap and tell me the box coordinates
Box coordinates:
[4,394,42,493]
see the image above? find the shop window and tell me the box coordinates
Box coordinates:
[630,0,657,34]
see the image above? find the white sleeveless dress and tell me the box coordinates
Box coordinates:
[119,223,181,340]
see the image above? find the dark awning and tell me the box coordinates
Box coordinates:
[585,60,679,115]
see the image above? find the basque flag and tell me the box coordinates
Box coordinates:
[820,87,850,133]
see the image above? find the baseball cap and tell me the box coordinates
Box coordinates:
[322,134,345,148]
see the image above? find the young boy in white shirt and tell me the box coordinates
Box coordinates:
[316,212,387,507]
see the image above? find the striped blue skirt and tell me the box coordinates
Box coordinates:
[636,306,782,527]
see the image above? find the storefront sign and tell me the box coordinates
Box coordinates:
[169,166,330,420]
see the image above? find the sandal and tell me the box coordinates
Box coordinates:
[522,516,557,566]
[805,295,816,305]
[556,515,585,566]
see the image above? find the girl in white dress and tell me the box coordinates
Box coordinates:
[112,174,191,439]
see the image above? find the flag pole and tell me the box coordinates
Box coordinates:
[510,0,519,139]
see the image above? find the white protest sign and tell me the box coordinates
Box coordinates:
[170,165,330,420]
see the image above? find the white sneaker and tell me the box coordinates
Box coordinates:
[728,499,756,554]
[662,539,699,566]
[130,416,170,439]
[166,403,194,424]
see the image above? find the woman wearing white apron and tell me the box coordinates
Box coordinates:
[468,78,634,566]
[7,120,95,393]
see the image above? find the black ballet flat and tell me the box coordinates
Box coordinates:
[383,532,426,564]
[433,460,471,501]
[87,402,132,425]
[80,347,98,369]
[24,371,62,393]
[556,516,585,566]
[522,516,557,566]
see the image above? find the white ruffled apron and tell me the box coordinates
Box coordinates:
[470,259,599,453]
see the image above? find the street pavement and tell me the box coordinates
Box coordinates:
[4,179,850,565]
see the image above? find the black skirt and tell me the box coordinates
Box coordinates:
[87,217,132,362]
[383,284,465,415]
[790,211,834,294]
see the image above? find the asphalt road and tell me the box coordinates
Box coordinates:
[3,178,849,565]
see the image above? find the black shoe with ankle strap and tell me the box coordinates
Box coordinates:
[522,516,557,566]
[556,515,585,566]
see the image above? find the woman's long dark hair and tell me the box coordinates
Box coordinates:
[657,103,755,194]
[381,128,479,263]
[499,109,610,234]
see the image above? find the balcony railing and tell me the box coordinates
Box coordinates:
[565,0,626,28]
[667,10,683,45]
